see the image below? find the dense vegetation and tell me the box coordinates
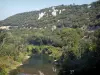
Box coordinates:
[0,0,100,75]
[0,0,99,29]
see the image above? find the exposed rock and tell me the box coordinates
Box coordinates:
[59,10,62,14]
[38,12,46,20]
[87,5,91,8]
[52,7,58,16]
[0,26,10,30]
[51,25,56,31]
[62,9,66,11]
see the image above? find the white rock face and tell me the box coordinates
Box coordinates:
[52,7,58,16]
[44,27,47,29]
[52,11,57,16]
[88,5,91,8]
[57,20,60,22]
[62,9,66,11]
[38,12,45,20]
[33,27,37,29]
[0,26,10,30]
[52,25,56,31]
[59,10,62,14]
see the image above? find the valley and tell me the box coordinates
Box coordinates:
[0,0,100,75]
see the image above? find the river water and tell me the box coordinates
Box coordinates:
[15,54,57,75]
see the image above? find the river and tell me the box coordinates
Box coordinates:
[11,54,57,75]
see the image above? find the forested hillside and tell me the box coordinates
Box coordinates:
[0,1,99,29]
[0,0,100,75]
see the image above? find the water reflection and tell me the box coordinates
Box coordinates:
[13,54,57,75]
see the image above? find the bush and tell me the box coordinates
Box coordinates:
[0,68,7,75]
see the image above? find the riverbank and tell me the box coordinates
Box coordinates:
[10,55,31,70]
[0,55,31,75]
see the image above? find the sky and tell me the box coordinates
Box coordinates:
[0,0,97,20]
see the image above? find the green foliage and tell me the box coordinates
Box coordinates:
[0,0,100,75]
[0,65,8,75]
[0,2,94,28]
[58,1,100,75]
[27,45,62,58]
[0,69,7,75]
[60,28,81,56]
